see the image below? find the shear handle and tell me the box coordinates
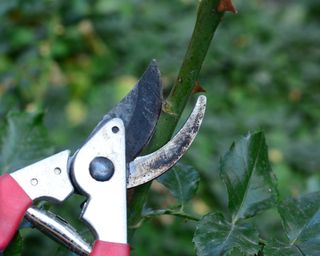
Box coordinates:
[0,173,33,251]
[0,151,73,252]
[90,241,130,256]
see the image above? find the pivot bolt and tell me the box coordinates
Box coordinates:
[89,156,115,182]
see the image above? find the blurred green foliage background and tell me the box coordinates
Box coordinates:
[0,0,319,255]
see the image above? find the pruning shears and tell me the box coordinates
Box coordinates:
[0,61,206,256]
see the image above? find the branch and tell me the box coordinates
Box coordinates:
[143,209,200,222]
[128,0,235,236]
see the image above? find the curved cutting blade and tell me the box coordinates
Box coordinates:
[127,95,206,188]
[88,60,163,161]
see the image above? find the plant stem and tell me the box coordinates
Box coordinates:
[128,0,225,237]
[143,209,200,222]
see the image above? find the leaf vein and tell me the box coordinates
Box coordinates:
[233,134,263,222]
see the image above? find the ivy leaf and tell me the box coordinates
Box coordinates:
[225,247,247,256]
[0,112,54,174]
[262,192,320,255]
[279,191,320,249]
[263,239,302,256]
[157,163,200,206]
[193,132,277,255]
[220,131,278,222]
[3,232,22,256]
[193,212,259,256]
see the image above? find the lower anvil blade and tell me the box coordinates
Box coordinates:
[88,60,163,161]
[127,95,206,188]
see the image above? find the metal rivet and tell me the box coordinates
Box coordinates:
[89,157,115,182]
[112,126,119,133]
[54,167,62,175]
[31,178,38,186]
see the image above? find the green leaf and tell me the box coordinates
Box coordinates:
[193,212,260,256]
[262,192,320,255]
[157,163,200,206]
[278,191,320,254]
[0,112,54,174]
[225,247,247,256]
[220,131,278,222]
[4,232,22,256]
[263,240,302,256]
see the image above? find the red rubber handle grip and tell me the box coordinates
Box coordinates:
[0,173,32,251]
[90,240,130,256]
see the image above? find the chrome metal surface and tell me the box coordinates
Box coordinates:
[25,207,91,256]
[71,118,127,243]
[11,151,73,202]
[127,95,206,188]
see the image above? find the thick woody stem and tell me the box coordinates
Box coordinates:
[128,0,235,236]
